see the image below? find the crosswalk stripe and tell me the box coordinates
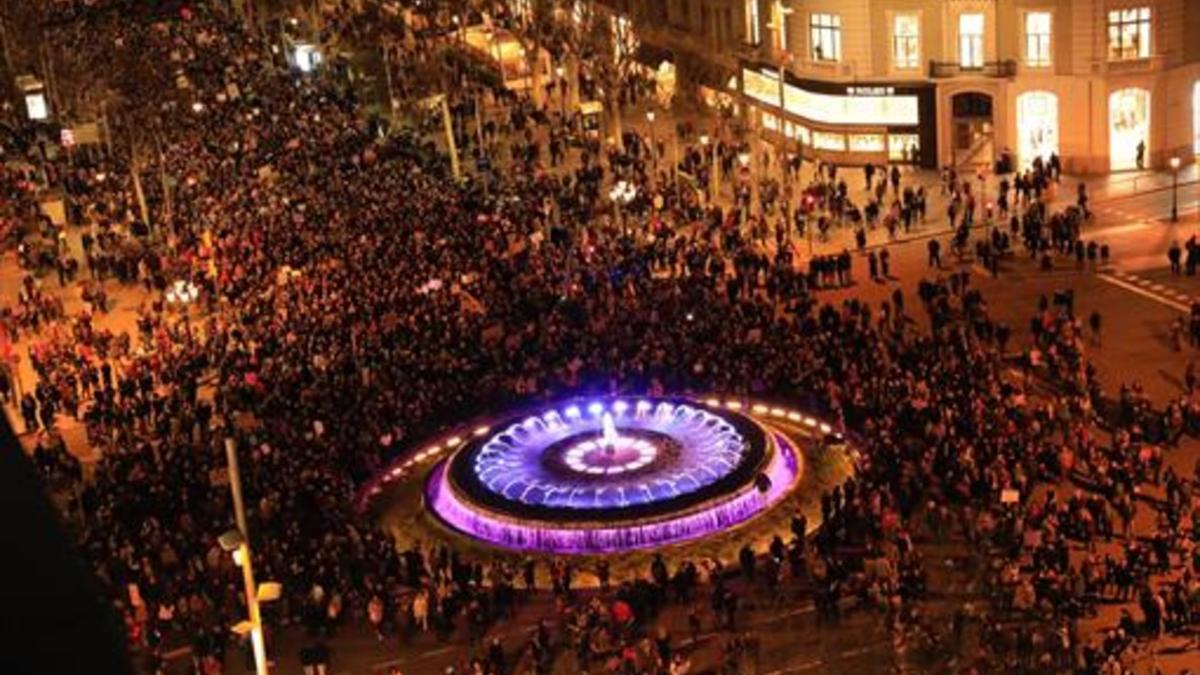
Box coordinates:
[1098,274,1191,312]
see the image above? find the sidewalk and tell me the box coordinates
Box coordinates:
[458,93,1171,261]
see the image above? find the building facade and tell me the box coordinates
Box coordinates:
[621,0,1200,173]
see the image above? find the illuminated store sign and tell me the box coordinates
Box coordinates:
[847,86,895,96]
[783,83,918,126]
[741,68,919,127]
[742,68,781,106]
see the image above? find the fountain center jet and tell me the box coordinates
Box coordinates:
[601,412,619,455]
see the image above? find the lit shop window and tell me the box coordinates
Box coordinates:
[1017,91,1059,166]
[1024,12,1052,67]
[888,134,920,162]
[849,134,885,153]
[762,113,779,131]
[959,13,984,68]
[892,14,920,70]
[813,131,846,151]
[1107,7,1150,61]
[810,13,841,62]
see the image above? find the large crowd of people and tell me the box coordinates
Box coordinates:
[2,2,1198,675]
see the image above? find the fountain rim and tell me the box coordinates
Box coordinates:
[441,396,770,522]
[424,432,803,553]
[353,394,847,515]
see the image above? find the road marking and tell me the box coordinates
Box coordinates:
[1093,221,1151,236]
[1098,273,1191,312]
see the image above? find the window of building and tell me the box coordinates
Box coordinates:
[810,13,841,62]
[772,2,792,52]
[813,131,846,151]
[892,14,920,70]
[1194,81,1200,155]
[1107,7,1150,61]
[888,134,920,162]
[1024,12,1052,66]
[849,134,885,153]
[959,13,984,68]
[744,0,761,45]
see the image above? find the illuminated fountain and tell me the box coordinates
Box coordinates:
[422,398,803,554]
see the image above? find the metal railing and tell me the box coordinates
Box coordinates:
[928,59,1017,79]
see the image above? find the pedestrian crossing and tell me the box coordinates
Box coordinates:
[1100,269,1194,312]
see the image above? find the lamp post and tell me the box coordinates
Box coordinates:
[222,438,270,675]
[738,150,752,227]
[700,134,718,203]
[646,110,657,168]
[439,94,461,181]
[555,65,566,119]
[1170,156,1181,222]
[165,279,200,308]
[609,180,637,236]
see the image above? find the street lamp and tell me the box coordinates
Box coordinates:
[555,65,566,118]
[609,180,637,235]
[701,134,719,202]
[646,110,658,171]
[738,151,753,225]
[1170,155,1181,222]
[165,279,200,308]
[221,438,280,675]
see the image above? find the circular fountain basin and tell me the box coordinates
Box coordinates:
[425,397,802,554]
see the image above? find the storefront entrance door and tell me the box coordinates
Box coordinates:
[951,92,994,170]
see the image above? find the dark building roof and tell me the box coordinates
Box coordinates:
[0,416,134,675]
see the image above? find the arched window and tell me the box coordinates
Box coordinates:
[1109,88,1150,171]
[1193,81,1200,155]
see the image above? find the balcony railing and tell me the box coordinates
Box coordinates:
[928,59,1017,79]
[1097,53,1165,74]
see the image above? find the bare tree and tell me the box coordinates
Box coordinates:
[575,0,643,151]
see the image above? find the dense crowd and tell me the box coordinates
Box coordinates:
[2,3,1199,675]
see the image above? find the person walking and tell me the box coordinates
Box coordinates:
[928,239,942,268]
[412,590,430,632]
[1169,241,1183,275]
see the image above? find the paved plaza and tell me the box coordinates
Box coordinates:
[6,4,1200,675]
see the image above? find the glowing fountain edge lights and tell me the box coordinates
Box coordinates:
[425,433,802,554]
[460,401,755,514]
[355,396,841,513]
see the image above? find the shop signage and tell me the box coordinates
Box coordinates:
[848,86,895,96]
[783,83,918,126]
[742,68,781,106]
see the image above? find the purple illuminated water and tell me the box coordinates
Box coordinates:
[426,434,801,554]
[470,401,747,510]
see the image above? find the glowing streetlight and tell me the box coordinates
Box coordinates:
[609,179,637,234]
[737,151,754,226]
[165,280,199,306]
[219,435,281,675]
[645,110,658,171]
[700,134,719,200]
[555,65,567,117]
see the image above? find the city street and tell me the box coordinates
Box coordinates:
[7,110,1200,672]
[7,3,1200,674]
